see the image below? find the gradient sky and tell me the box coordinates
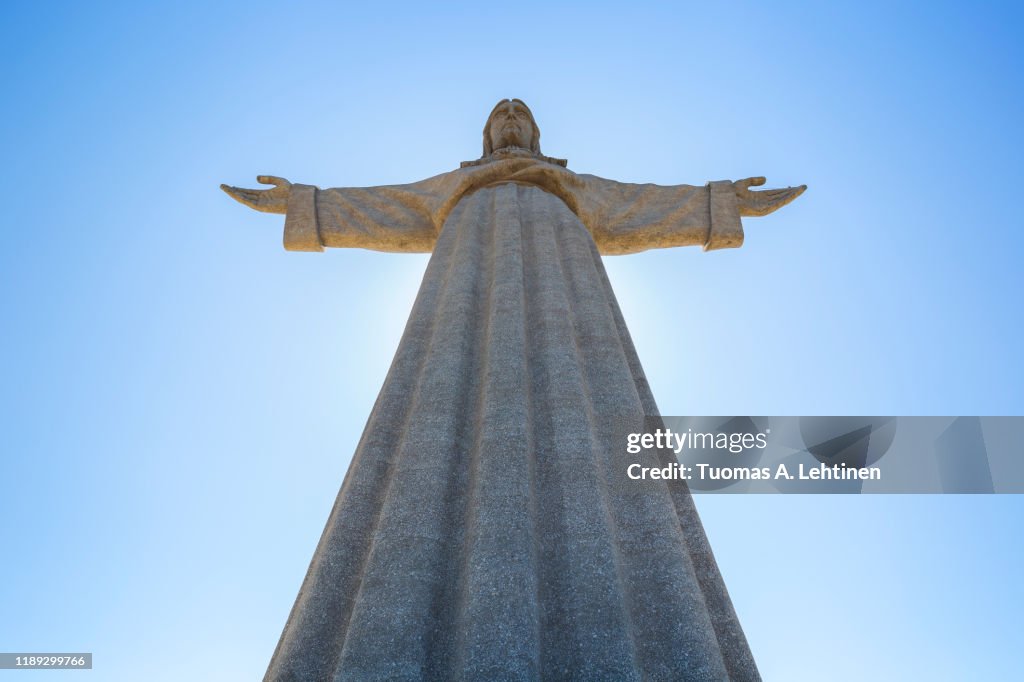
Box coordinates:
[2,2,1022,680]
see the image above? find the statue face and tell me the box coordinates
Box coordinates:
[487,100,535,150]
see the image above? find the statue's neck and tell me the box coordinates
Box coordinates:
[461,146,568,169]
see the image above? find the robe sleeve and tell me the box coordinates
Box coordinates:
[570,174,743,255]
[283,171,463,253]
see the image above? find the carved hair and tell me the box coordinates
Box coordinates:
[482,99,541,156]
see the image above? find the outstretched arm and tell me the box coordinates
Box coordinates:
[571,174,805,254]
[221,172,463,253]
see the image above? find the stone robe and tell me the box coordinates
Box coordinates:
[266,156,760,681]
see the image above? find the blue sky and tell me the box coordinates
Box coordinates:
[2,2,1022,680]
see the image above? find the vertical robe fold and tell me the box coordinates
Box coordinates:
[266,158,759,681]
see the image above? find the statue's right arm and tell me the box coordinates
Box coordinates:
[221,172,461,253]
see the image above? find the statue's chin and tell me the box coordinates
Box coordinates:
[496,133,526,149]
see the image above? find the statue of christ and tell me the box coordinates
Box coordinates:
[223,99,803,681]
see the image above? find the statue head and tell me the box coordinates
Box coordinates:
[483,99,541,156]
[461,99,565,169]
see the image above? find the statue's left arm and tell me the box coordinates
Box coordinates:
[571,174,805,255]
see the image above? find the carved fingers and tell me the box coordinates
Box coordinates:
[734,178,806,217]
[256,175,291,188]
[220,184,260,207]
[220,175,292,214]
[734,176,766,191]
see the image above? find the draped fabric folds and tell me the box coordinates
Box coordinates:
[265,161,760,681]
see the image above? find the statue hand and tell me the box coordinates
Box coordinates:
[733,177,806,217]
[220,175,292,214]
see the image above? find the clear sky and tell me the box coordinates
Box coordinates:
[2,2,1022,680]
